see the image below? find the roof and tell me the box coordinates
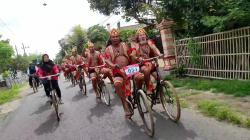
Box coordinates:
[119,24,146,30]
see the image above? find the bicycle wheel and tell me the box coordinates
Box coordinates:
[51,90,60,121]
[82,75,87,95]
[100,81,110,106]
[159,80,180,122]
[32,78,36,93]
[136,89,154,137]
[79,76,87,95]
[71,74,75,86]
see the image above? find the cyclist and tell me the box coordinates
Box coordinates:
[86,41,113,101]
[64,55,73,80]
[131,28,162,94]
[38,54,63,104]
[70,47,84,83]
[27,63,39,88]
[104,29,134,118]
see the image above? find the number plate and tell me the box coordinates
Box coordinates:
[124,64,140,77]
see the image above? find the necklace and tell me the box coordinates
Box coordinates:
[113,45,121,56]
[140,45,150,57]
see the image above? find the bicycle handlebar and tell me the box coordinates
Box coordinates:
[39,73,60,79]
[89,64,105,69]
[143,54,164,62]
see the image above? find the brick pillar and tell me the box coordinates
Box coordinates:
[156,19,176,71]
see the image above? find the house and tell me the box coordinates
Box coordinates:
[119,24,146,30]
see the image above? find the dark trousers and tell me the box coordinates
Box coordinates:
[43,80,61,99]
[29,76,39,87]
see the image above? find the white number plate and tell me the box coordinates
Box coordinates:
[124,64,140,77]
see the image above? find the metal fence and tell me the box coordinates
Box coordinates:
[175,26,250,80]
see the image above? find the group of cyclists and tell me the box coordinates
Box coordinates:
[59,28,163,119]
[27,27,180,136]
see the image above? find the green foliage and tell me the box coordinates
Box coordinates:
[56,25,88,62]
[201,0,250,32]
[10,54,40,72]
[2,70,10,79]
[25,53,42,64]
[0,83,26,105]
[87,25,109,45]
[119,29,136,42]
[88,0,157,26]
[245,118,250,128]
[0,39,14,72]
[165,77,250,97]
[198,100,245,126]
[67,25,88,54]
[88,0,250,38]
[175,64,187,77]
[146,28,159,39]
[187,39,202,66]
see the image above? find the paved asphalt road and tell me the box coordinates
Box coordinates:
[0,77,250,140]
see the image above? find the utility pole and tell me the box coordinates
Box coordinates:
[21,43,29,56]
[117,22,120,29]
[14,45,19,56]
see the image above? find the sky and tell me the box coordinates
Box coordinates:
[0,0,137,59]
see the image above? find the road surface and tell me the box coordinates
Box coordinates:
[0,77,249,140]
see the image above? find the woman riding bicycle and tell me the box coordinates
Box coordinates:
[38,54,63,104]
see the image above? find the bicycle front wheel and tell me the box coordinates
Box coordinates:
[82,76,87,95]
[32,79,37,93]
[136,89,154,137]
[100,82,110,106]
[159,80,181,122]
[51,90,60,121]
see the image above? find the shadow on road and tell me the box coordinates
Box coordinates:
[72,91,88,102]
[121,112,197,140]
[34,113,60,135]
[30,103,50,116]
[87,102,114,123]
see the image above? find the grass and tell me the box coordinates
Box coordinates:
[0,84,27,105]
[198,100,250,128]
[179,99,189,108]
[165,76,250,97]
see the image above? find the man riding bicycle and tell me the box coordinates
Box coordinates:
[104,29,134,118]
[86,41,113,100]
[131,28,162,95]
[70,47,84,83]
[27,63,39,88]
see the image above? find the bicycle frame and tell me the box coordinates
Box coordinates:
[139,55,164,105]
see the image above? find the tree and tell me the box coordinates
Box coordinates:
[87,0,157,26]
[67,25,88,54]
[119,29,136,42]
[201,0,250,32]
[25,53,42,64]
[10,55,29,72]
[56,25,88,63]
[0,38,14,73]
[87,25,109,44]
[88,0,250,38]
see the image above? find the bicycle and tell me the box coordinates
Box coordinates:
[89,65,111,106]
[120,64,155,137]
[141,55,181,122]
[40,73,61,121]
[70,71,76,86]
[76,64,87,95]
[30,74,38,93]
